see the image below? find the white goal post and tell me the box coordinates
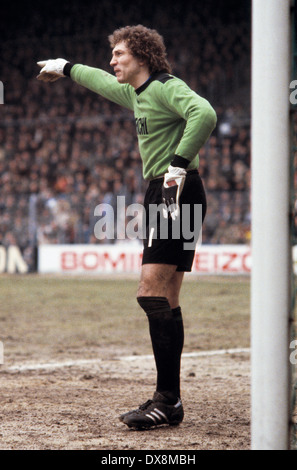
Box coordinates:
[251,0,292,450]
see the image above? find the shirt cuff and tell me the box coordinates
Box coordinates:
[63,62,73,77]
[170,155,190,169]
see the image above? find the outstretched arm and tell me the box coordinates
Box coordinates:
[36,59,135,110]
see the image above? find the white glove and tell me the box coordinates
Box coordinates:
[36,58,69,82]
[162,165,187,220]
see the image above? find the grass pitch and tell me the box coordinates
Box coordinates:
[0,274,250,363]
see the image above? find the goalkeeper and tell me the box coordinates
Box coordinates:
[37,25,216,430]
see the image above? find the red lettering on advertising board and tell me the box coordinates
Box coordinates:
[58,248,250,274]
[61,251,77,270]
[103,252,126,269]
[222,253,238,272]
[194,252,209,272]
[193,249,251,274]
[242,252,251,272]
[81,252,100,270]
[60,250,142,272]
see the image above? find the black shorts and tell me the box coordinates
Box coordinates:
[142,170,207,272]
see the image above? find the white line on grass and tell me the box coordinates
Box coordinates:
[123,347,251,361]
[7,358,101,372]
[5,348,250,372]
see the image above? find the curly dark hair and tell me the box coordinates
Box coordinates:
[108,25,172,74]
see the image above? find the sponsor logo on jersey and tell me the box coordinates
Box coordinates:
[135,117,148,135]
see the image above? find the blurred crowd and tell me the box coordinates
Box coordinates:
[0,0,253,270]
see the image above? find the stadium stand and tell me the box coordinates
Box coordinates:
[0,0,252,270]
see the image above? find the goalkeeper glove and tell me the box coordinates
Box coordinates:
[36,58,69,82]
[162,165,187,220]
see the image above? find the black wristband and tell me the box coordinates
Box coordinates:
[170,155,190,169]
[63,62,73,77]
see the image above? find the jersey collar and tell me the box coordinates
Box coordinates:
[135,70,167,95]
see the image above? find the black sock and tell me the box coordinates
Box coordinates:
[137,296,180,402]
[171,306,184,398]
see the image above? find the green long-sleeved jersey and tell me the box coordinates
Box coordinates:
[70,65,217,180]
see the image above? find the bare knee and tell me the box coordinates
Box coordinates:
[137,279,153,298]
[137,272,167,298]
[137,264,176,299]
[166,272,185,309]
[136,264,184,309]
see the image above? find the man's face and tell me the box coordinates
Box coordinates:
[110,41,143,87]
